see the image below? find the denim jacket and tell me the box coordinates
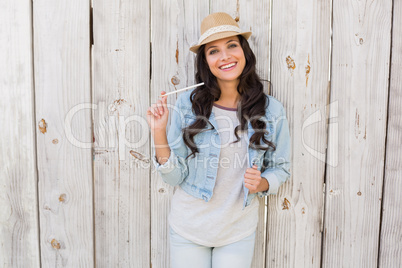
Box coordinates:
[152,88,291,210]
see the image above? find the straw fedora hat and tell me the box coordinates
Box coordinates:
[189,12,252,53]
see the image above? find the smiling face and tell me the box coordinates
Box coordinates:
[204,36,246,85]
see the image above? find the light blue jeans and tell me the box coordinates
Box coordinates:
[169,227,256,268]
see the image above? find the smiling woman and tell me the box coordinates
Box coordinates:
[146,12,291,268]
[204,36,246,91]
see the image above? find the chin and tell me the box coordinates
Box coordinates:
[221,75,242,82]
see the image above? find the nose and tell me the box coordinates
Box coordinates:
[220,49,231,61]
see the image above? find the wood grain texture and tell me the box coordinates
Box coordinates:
[210,1,272,267]
[33,0,94,266]
[0,0,40,266]
[92,0,151,267]
[2,1,401,266]
[378,0,402,266]
[269,0,331,266]
[150,1,209,266]
[323,0,392,266]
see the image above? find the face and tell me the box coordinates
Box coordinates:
[204,36,246,84]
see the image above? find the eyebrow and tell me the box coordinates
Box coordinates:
[206,39,239,52]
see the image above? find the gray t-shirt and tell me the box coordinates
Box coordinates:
[168,103,259,247]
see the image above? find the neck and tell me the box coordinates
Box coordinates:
[216,79,241,108]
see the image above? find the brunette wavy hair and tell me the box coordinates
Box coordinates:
[183,35,276,159]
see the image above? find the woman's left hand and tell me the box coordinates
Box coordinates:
[244,165,269,194]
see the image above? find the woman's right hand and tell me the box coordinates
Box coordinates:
[146,91,169,133]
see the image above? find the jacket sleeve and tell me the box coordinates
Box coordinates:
[151,94,189,186]
[258,103,291,198]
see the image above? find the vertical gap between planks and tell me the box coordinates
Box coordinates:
[264,0,274,267]
[89,0,96,266]
[31,0,42,266]
[263,196,267,268]
[377,0,395,266]
[268,0,273,92]
[320,0,334,266]
[148,0,152,266]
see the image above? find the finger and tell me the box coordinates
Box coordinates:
[250,170,261,176]
[247,171,262,179]
[147,107,155,116]
[245,182,257,192]
[156,99,164,115]
[159,91,168,108]
[151,103,161,116]
[245,168,261,175]
[161,92,168,108]
[245,179,260,188]
[245,179,253,185]
[245,167,253,173]
[244,182,250,190]
[244,173,259,180]
[150,106,161,118]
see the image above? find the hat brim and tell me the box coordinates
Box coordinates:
[189,31,252,54]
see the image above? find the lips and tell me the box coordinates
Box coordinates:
[219,62,237,70]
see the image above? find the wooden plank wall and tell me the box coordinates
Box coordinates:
[323,0,393,267]
[32,0,93,266]
[1,0,402,267]
[92,0,150,267]
[269,0,331,266]
[0,0,40,266]
[378,0,402,266]
[149,1,209,267]
[33,0,94,266]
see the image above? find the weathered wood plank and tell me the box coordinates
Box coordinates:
[378,0,402,266]
[150,1,209,266]
[92,0,150,266]
[33,0,94,266]
[209,1,272,267]
[2,1,399,266]
[323,0,392,266]
[269,0,331,266]
[0,0,40,266]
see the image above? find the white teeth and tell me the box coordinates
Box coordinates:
[220,63,236,69]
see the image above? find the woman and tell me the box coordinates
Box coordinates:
[146,12,291,268]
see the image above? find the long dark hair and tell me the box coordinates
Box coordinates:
[183,35,276,159]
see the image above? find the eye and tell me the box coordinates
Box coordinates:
[209,49,218,55]
[228,43,238,48]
